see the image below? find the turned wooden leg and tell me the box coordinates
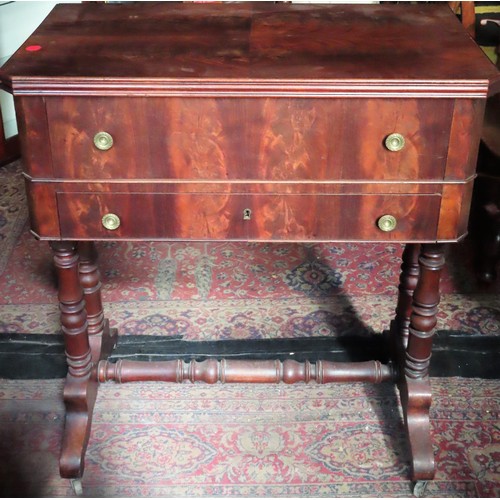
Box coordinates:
[51,241,97,480]
[399,243,445,482]
[78,241,117,362]
[78,242,105,360]
[394,244,421,349]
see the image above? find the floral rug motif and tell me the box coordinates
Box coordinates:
[1,293,500,340]
[0,378,498,497]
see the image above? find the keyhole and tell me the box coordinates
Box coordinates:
[243,208,252,220]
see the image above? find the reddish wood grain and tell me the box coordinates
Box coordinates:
[77,242,105,361]
[437,181,474,241]
[55,192,441,241]
[24,181,60,238]
[445,99,486,180]
[15,97,53,178]
[394,244,421,349]
[1,3,498,94]
[97,359,394,385]
[45,97,453,181]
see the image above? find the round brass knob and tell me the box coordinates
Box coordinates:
[377,214,397,232]
[101,213,121,231]
[93,131,114,151]
[384,133,405,152]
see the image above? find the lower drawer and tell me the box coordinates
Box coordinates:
[56,192,441,241]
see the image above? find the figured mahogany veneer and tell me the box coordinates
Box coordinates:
[18,90,481,243]
[56,192,441,241]
[1,1,499,494]
[44,97,454,181]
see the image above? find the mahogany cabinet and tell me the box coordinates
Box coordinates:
[1,2,499,496]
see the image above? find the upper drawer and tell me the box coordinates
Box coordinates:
[45,97,453,181]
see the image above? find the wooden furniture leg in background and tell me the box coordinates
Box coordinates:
[398,243,445,496]
[78,241,117,363]
[51,242,97,494]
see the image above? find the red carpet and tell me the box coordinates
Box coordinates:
[1,378,499,497]
[0,161,499,497]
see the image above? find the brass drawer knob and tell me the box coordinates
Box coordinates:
[101,213,121,230]
[94,131,114,151]
[384,133,405,152]
[377,214,397,232]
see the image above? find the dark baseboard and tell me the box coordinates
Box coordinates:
[1,331,499,380]
[0,135,20,167]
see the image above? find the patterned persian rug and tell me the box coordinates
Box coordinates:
[0,161,28,276]
[0,161,499,339]
[0,163,499,498]
[0,378,498,497]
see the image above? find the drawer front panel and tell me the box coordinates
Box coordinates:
[57,192,440,241]
[46,97,453,181]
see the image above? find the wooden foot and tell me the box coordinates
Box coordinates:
[396,243,445,481]
[400,377,434,480]
[60,375,97,480]
[59,324,117,479]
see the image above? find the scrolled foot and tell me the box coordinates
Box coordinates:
[60,375,98,481]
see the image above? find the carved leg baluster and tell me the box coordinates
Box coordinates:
[78,242,105,360]
[51,242,96,481]
[78,241,117,362]
[400,243,445,485]
[394,244,421,349]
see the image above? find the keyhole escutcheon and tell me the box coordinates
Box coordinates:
[243,208,252,220]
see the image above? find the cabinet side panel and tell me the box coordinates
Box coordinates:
[24,181,60,238]
[15,97,53,178]
[445,99,485,180]
[436,181,474,241]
